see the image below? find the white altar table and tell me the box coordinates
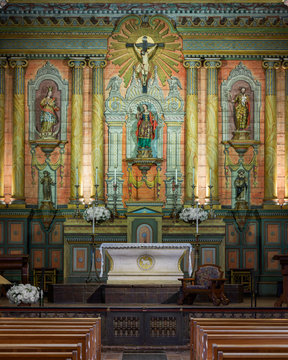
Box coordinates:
[99,243,193,285]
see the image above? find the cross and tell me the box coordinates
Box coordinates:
[126,36,164,93]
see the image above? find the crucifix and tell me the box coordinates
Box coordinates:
[126,35,164,93]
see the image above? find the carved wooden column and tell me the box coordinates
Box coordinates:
[0,58,7,204]
[89,57,106,202]
[262,58,280,207]
[204,58,221,205]
[184,57,201,204]
[9,58,28,205]
[68,58,86,202]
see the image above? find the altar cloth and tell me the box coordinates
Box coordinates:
[99,243,193,285]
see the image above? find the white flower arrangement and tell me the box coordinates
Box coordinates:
[6,284,40,305]
[179,206,208,223]
[83,206,111,223]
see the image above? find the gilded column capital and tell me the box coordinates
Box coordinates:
[68,57,86,69]
[262,58,281,70]
[88,57,107,69]
[8,57,28,69]
[183,57,201,69]
[282,58,288,70]
[0,57,7,69]
[203,58,222,69]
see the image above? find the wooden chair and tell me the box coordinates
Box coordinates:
[177,264,230,305]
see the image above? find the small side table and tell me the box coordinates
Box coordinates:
[33,268,56,292]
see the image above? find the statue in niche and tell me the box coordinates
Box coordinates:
[229,84,252,141]
[232,87,250,131]
[135,103,158,158]
[234,169,248,209]
[40,170,55,209]
[39,86,59,139]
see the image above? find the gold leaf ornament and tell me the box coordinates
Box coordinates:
[108,16,182,88]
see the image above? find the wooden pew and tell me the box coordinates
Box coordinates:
[0,351,78,360]
[198,327,288,360]
[202,334,288,360]
[0,317,101,360]
[190,318,288,360]
[0,344,82,360]
[217,353,288,360]
[0,333,90,360]
[212,344,288,360]
[0,329,94,360]
[0,325,96,360]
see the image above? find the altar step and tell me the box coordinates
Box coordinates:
[48,283,179,304]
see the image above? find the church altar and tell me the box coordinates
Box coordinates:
[99,243,193,285]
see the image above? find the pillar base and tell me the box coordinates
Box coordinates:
[8,203,26,209]
[10,197,26,207]
[67,202,85,209]
[262,198,279,209]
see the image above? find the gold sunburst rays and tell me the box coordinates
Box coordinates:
[108,16,183,87]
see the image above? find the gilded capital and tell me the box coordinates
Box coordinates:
[282,58,288,70]
[204,58,222,69]
[183,58,201,69]
[0,58,8,69]
[68,57,86,69]
[88,57,107,69]
[262,58,281,70]
[8,57,28,69]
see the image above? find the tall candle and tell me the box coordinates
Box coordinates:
[76,167,79,186]
[114,168,117,185]
[209,168,212,186]
[196,202,199,234]
[92,203,95,234]
[175,168,178,185]
[95,167,98,186]
[192,167,195,185]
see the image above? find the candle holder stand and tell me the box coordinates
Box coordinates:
[191,184,196,207]
[85,233,100,283]
[94,184,99,207]
[192,233,200,277]
[73,184,81,218]
[113,183,118,218]
[171,178,179,220]
[208,184,216,218]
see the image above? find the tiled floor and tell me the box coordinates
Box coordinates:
[101,351,190,360]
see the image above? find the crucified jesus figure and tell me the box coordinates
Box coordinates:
[134,41,158,87]
[126,35,164,92]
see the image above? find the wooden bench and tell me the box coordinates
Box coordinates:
[203,334,288,360]
[191,318,288,360]
[196,326,288,360]
[212,344,288,360]
[0,317,101,360]
[217,353,288,360]
[0,332,90,360]
[0,351,78,359]
[0,344,82,360]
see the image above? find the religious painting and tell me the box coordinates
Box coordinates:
[136,224,153,243]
